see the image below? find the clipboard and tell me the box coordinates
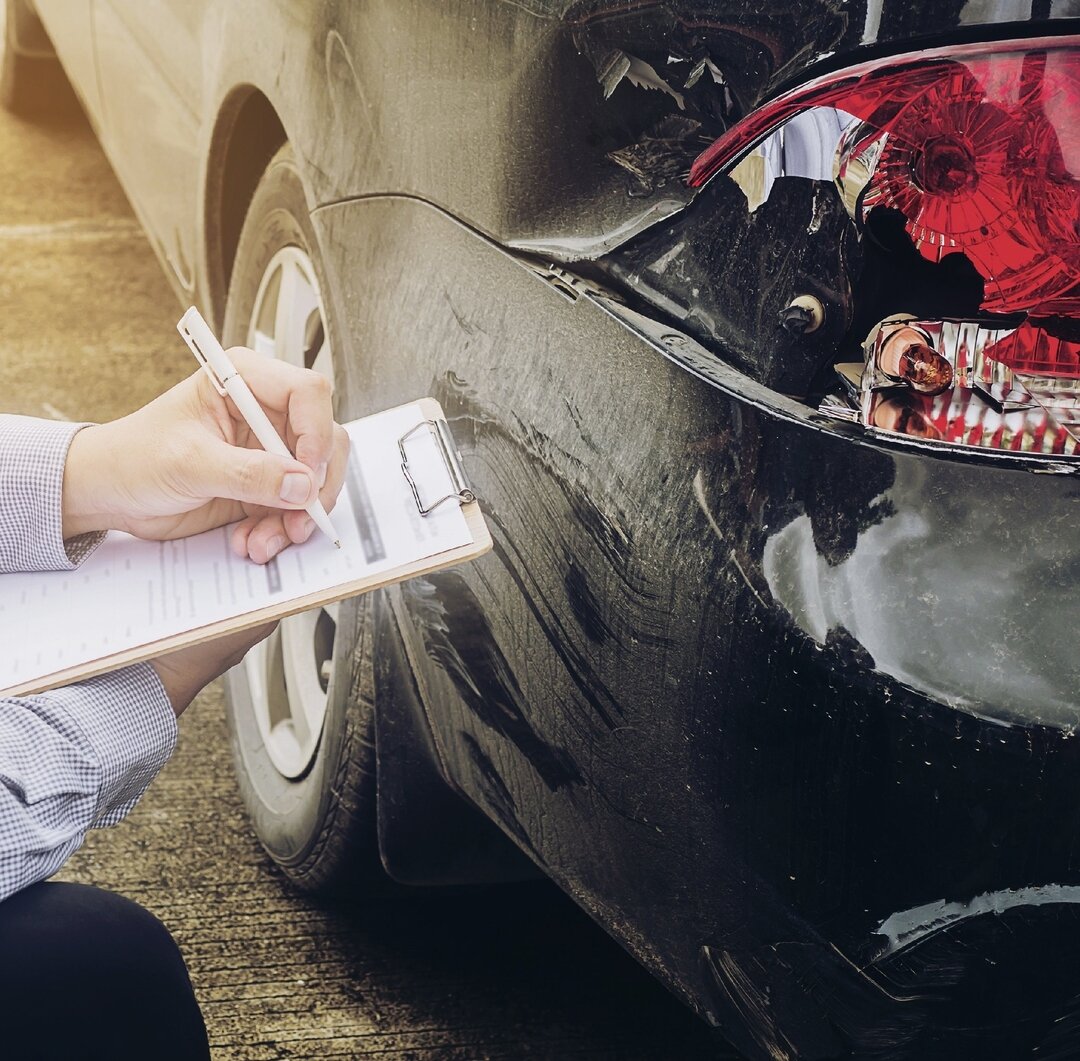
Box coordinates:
[0,398,491,697]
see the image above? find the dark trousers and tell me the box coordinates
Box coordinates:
[0,882,210,1061]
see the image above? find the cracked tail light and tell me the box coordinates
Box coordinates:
[689,38,1080,456]
[690,39,1080,316]
[860,318,1080,455]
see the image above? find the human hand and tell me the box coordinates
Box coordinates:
[62,348,349,563]
[151,623,276,716]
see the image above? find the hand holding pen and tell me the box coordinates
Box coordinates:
[177,307,342,549]
[62,311,350,564]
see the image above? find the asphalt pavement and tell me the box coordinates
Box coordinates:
[0,94,737,1058]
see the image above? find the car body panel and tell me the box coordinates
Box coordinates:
[29,0,1080,1055]
[314,193,1080,1055]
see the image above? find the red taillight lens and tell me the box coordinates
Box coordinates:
[847,53,1080,317]
[985,320,1080,377]
[688,39,1080,319]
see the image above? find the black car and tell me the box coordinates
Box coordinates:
[6,1,1080,1057]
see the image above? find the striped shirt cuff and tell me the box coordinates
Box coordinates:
[41,663,178,826]
[0,415,106,573]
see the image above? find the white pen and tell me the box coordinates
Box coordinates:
[176,306,342,548]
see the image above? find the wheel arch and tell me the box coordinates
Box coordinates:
[203,84,287,330]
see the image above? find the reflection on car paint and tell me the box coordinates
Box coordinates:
[762,452,1080,726]
[874,883,1080,958]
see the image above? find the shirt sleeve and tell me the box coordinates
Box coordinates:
[0,663,177,902]
[0,414,105,574]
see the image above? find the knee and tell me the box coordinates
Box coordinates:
[0,883,209,1060]
[0,882,188,988]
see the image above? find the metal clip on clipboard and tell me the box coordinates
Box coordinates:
[398,418,476,516]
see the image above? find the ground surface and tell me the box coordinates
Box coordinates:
[1,95,739,1059]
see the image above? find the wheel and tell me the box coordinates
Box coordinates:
[0,0,74,117]
[221,143,382,893]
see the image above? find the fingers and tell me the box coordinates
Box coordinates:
[189,348,349,565]
[231,514,288,564]
[200,437,319,511]
[289,375,336,472]
[230,509,318,564]
[224,348,336,473]
[320,423,350,511]
[231,421,348,564]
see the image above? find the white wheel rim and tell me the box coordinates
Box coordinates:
[243,246,337,779]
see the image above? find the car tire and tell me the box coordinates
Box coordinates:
[0,0,73,117]
[221,143,383,894]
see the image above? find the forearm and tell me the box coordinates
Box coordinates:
[0,665,176,902]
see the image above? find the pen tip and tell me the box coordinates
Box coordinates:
[334,540,342,549]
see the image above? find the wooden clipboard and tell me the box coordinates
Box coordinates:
[1,398,491,697]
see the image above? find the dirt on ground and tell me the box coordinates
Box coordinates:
[0,95,733,1059]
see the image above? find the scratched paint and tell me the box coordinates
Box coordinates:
[297,3,1080,1057]
[316,190,1080,1060]
[401,572,585,791]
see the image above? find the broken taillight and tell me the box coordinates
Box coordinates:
[688,37,1080,455]
[857,317,1080,455]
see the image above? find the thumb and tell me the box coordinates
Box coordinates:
[198,438,318,510]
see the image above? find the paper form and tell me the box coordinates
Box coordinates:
[0,402,474,694]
